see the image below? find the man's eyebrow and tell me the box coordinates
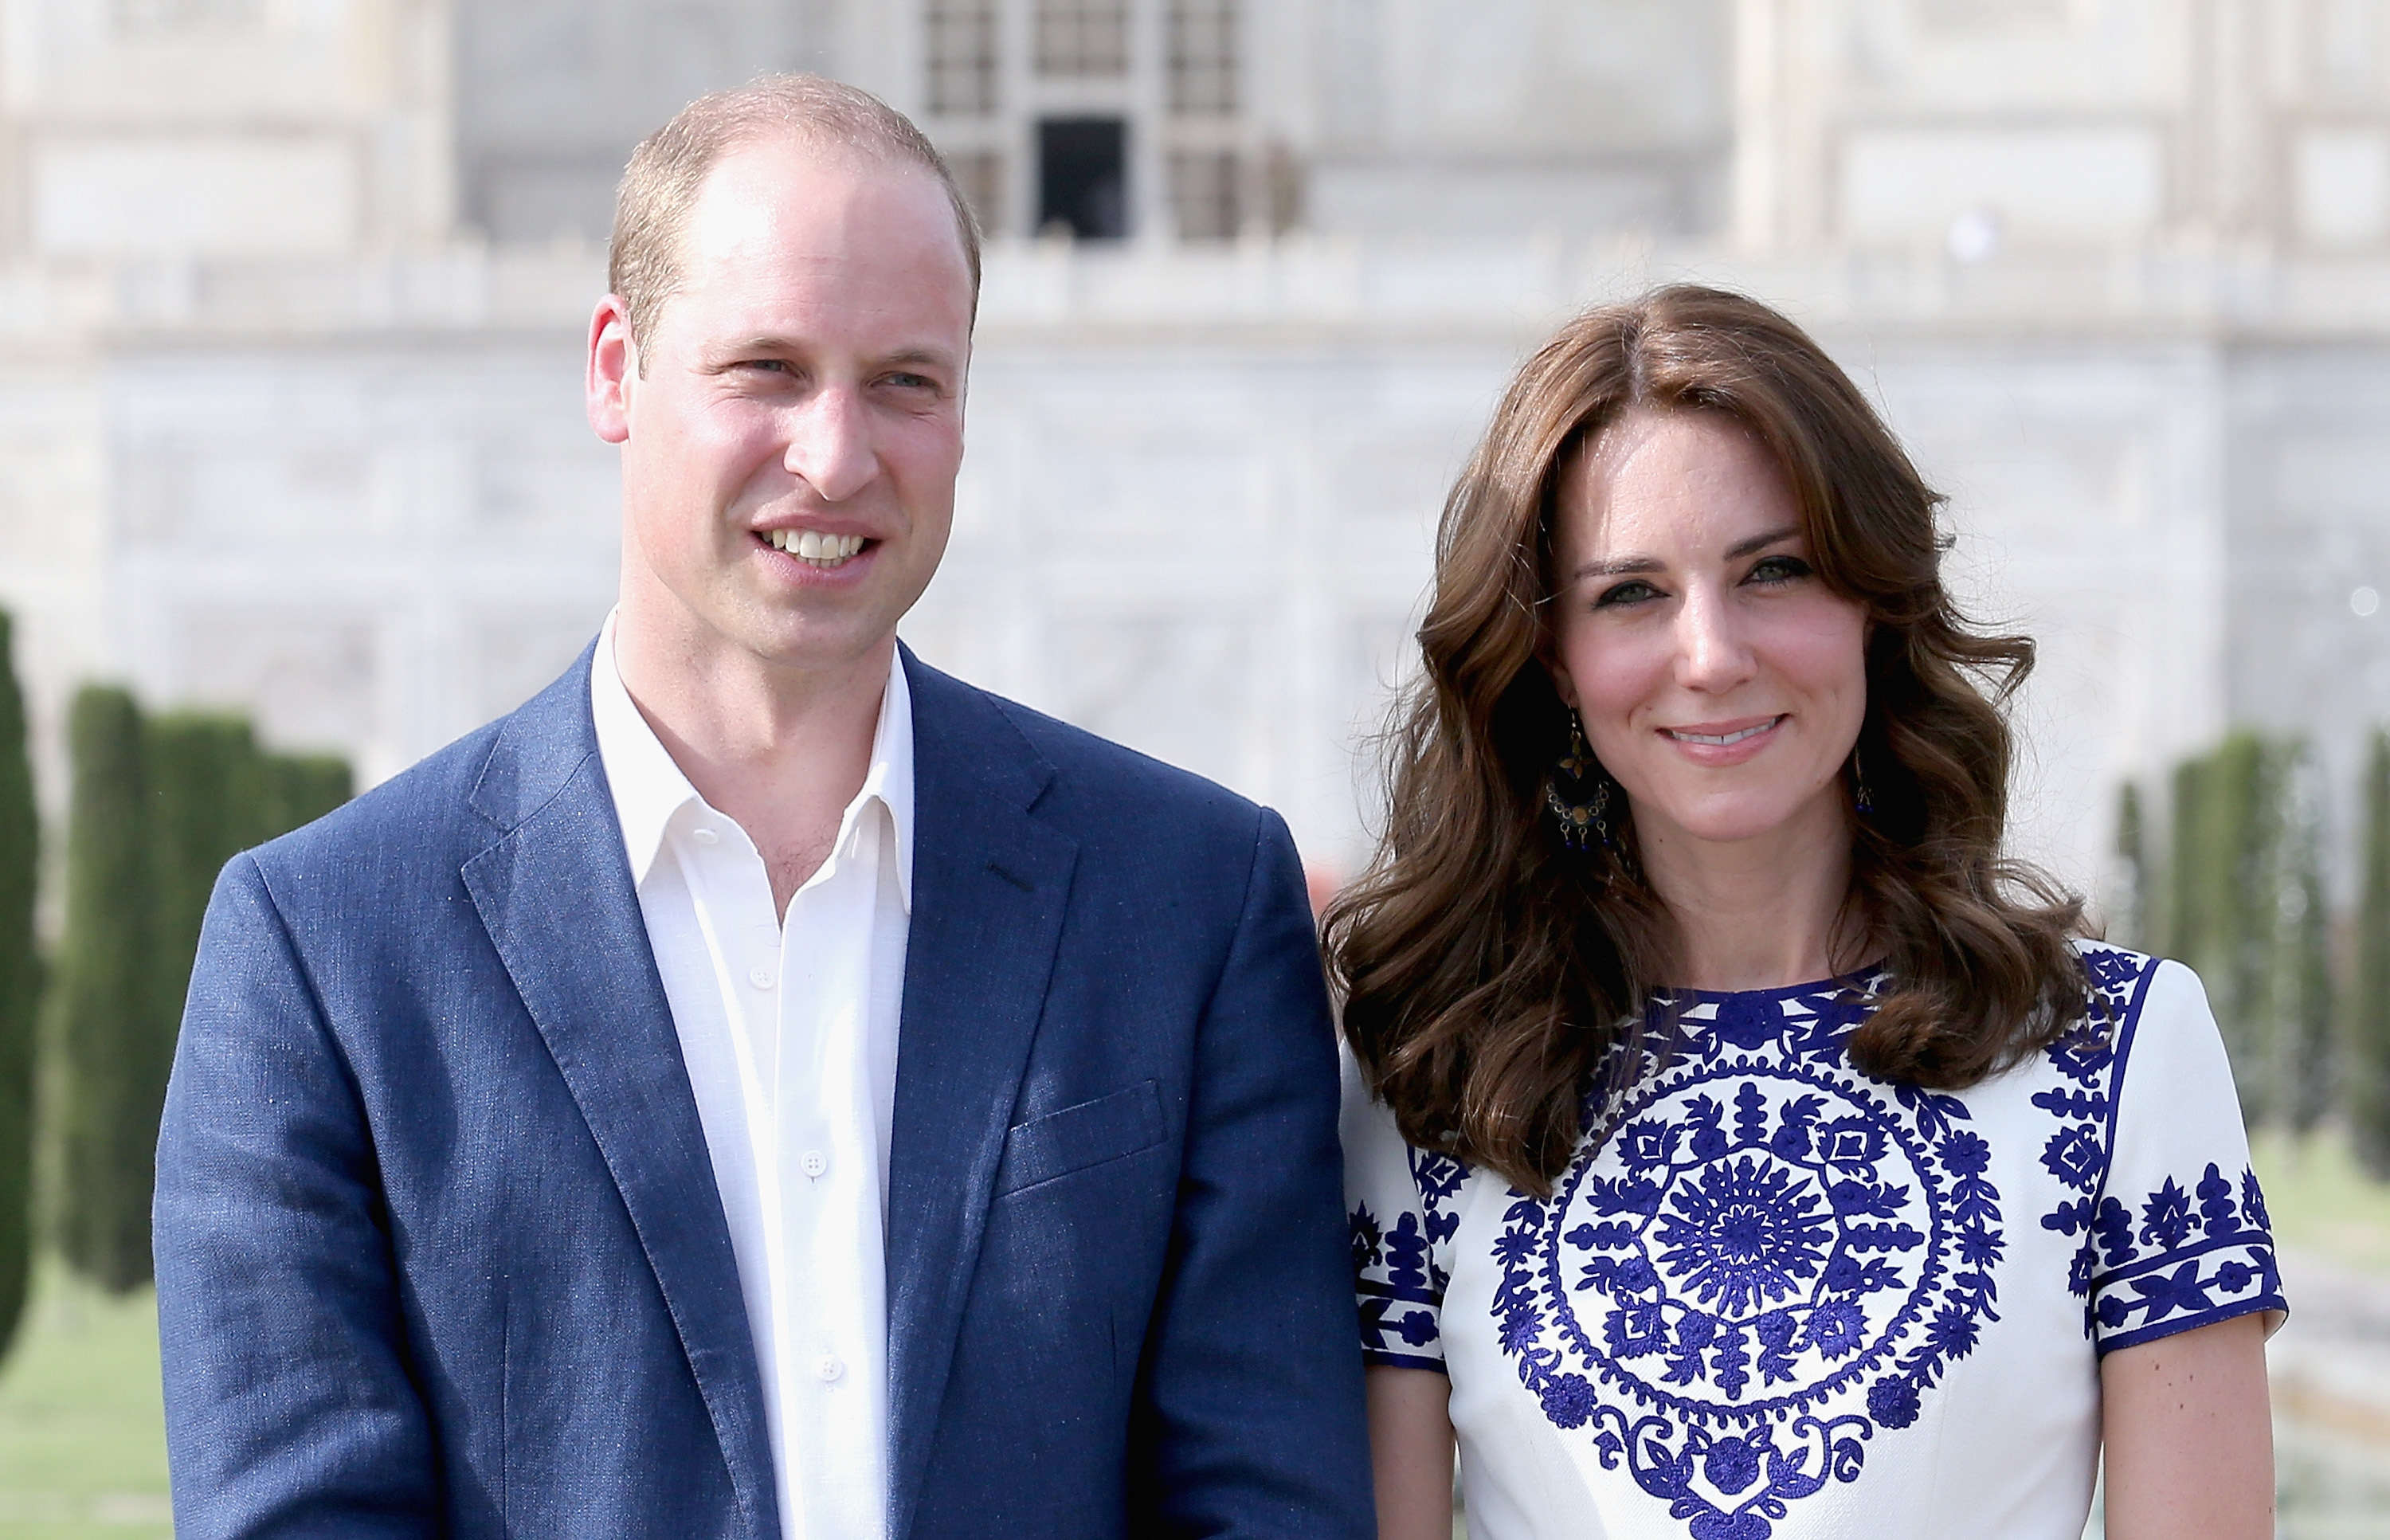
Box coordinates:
[876,346,961,372]
[709,338,960,373]
[715,335,798,355]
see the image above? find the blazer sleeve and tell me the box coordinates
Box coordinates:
[1127,808,1377,1538]
[152,852,441,1540]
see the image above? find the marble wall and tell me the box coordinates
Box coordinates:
[0,0,2385,915]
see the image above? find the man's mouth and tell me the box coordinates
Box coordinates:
[763,528,869,568]
[1662,716,1785,746]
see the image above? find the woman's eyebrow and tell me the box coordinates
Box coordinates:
[1726,525,1802,559]
[1569,554,1666,581]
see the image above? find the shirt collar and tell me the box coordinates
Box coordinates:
[864,641,915,913]
[589,610,915,913]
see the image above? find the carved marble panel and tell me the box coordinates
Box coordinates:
[1046,612,1250,790]
[175,608,380,754]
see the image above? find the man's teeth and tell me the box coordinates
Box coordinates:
[1668,719,1781,746]
[765,529,867,565]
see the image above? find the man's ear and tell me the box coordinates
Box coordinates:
[586,295,637,445]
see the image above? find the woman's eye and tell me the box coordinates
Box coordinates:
[1745,554,1812,586]
[1593,579,1660,609]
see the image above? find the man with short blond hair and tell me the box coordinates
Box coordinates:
[155,75,1372,1539]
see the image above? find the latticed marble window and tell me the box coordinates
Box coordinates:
[927,0,1001,115]
[1167,0,1238,116]
[1170,151,1240,241]
[1036,0,1129,77]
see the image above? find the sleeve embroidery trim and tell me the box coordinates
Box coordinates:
[1352,1137,1467,1366]
[2035,946,2287,1352]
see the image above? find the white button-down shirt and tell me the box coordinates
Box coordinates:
[590,613,911,1540]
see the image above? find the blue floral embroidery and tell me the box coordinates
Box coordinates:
[1354,1144,1467,1368]
[2090,1160,2284,1350]
[2035,945,2286,1353]
[1493,975,2001,1538]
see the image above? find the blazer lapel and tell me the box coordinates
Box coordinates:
[885,650,1079,1540]
[459,650,779,1540]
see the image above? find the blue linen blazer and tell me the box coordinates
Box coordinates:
[153,645,1373,1540]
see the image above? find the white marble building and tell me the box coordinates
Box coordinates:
[0,0,2387,909]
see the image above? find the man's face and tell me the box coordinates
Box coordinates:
[588,137,974,676]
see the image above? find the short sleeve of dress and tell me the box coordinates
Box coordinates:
[2084,957,2289,1356]
[1340,1051,1452,1372]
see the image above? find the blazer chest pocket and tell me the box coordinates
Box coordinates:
[993,1080,1167,1197]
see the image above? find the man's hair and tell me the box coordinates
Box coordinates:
[608,72,983,359]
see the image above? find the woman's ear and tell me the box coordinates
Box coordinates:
[1539,646,1582,712]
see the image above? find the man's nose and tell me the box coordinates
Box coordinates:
[784,386,877,504]
[1675,585,1757,692]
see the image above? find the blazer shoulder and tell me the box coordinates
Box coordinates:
[249,646,599,888]
[908,654,1266,844]
[246,718,508,884]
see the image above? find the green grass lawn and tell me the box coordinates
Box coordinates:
[0,1262,169,1540]
[2255,1127,2390,1275]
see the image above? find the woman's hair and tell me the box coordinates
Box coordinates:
[1322,284,2087,1195]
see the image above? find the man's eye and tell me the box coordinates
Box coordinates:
[1594,579,1660,609]
[884,372,938,391]
[738,359,792,375]
[1746,554,1812,586]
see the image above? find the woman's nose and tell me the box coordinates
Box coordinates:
[1675,586,1757,692]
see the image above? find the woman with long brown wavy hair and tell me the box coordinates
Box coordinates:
[1327,286,2282,1540]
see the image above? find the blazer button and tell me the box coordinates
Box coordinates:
[748,967,774,989]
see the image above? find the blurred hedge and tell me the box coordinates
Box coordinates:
[0,616,37,1360]
[49,690,350,1294]
[2353,731,2390,1178]
[2137,730,2333,1132]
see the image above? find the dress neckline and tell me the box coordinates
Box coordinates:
[1650,962,1887,1006]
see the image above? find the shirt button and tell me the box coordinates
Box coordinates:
[747,967,774,990]
[815,1355,844,1383]
[691,827,719,846]
[801,1150,829,1178]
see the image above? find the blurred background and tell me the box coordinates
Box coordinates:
[0,0,2385,1534]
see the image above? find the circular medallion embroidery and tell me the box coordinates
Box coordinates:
[1490,982,2004,1538]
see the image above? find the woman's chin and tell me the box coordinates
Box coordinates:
[1641,794,1847,853]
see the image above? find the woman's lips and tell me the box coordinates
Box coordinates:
[1658,715,1787,766]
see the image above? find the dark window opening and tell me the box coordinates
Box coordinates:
[1039,117,1129,241]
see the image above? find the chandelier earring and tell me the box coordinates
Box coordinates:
[1546,711,1615,852]
[1851,745,1876,817]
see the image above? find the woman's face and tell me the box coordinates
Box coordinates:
[1546,408,1869,854]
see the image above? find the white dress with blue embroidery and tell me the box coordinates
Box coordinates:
[1342,943,2285,1540]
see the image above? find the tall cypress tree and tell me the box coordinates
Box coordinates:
[0,615,39,1358]
[260,752,352,841]
[2166,754,2211,970]
[2270,742,2333,1133]
[2113,780,2146,950]
[147,714,266,1158]
[2352,729,2390,1178]
[2166,733,2284,1127]
[51,688,155,1292]
[46,699,352,1295]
